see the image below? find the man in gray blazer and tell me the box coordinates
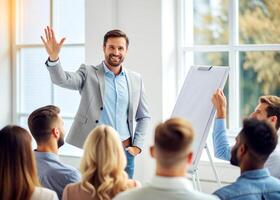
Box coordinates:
[41,26,150,178]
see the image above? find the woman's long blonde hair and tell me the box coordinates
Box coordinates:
[0,125,40,200]
[80,125,129,200]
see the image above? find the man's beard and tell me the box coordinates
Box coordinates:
[106,54,124,67]
[230,145,239,166]
[57,134,65,148]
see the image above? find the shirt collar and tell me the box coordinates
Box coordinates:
[148,175,193,190]
[102,61,126,77]
[34,150,60,161]
[240,168,270,179]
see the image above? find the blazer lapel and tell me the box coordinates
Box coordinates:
[95,63,105,104]
[125,68,133,126]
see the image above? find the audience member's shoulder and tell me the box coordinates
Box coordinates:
[213,182,243,200]
[63,182,95,200]
[188,190,220,200]
[48,163,81,181]
[114,186,219,200]
[113,187,142,200]
[268,175,280,186]
[64,182,81,190]
[30,187,58,200]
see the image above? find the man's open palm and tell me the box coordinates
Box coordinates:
[41,26,65,61]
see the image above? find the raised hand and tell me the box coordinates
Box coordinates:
[41,26,66,61]
[212,89,227,119]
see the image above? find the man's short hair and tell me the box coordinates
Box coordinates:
[240,118,278,163]
[154,118,194,168]
[28,105,60,144]
[259,95,280,130]
[103,29,129,48]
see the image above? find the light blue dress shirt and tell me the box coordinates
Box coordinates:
[212,118,231,160]
[214,169,280,200]
[34,151,81,200]
[99,63,130,141]
[212,118,280,179]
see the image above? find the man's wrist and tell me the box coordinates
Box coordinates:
[216,110,226,118]
[48,56,59,62]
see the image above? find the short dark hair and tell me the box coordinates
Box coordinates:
[240,118,278,162]
[154,118,194,167]
[28,105,60,144]
[103,29,129,47]
[259,95,280,130]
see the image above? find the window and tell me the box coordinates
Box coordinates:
[180,0,280,133]
[14,0,85,156]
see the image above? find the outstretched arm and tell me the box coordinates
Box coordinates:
[41,26,86,91]
[212,89,231,161]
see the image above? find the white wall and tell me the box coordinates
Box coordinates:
[0,0,12,127]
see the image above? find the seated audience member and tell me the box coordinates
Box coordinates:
[62,125,140,200]
[114,118,218,200]
[213,119,280,200]
[28,105,81,199]
[0,125,58,200]
[212,90,280,179]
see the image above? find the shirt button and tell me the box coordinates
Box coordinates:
[100,107,103,110]
[96,120,99,123]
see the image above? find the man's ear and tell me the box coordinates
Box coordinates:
[186,152,193,165]
[239,143,247,157]
[51,128,59,139]
[269,116,278,127]
[150,146,155,158]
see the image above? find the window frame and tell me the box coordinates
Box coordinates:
[178,0,280,136]
[12,0,85,156]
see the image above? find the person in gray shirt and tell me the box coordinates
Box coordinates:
[28,105,81,199]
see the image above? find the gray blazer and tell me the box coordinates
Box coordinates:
[46,62,150,149]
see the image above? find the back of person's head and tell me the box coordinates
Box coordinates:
[259,95,280,130]
[240,118,278,164]
[154,118,194,168]
[80,125,128,200]
[28,105,64,147]
[0,125,40,200]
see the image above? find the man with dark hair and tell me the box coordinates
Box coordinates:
[212,89,280,179]
[213,119,280,199]
[114,118,218,200]
[28,105,80,199]
[41,27,150,178]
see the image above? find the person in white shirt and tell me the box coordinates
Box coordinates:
[0,125,58,200]
[114,118,218,200]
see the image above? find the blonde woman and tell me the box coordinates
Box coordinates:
[63,125,140,200]
[0,125,58,200]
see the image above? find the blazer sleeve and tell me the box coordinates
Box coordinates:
[46,60,87,91]
[132,78,151,150]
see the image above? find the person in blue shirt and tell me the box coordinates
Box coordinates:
[213,118,280,200]
[212,89,280,179]
[28,105,81,200]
